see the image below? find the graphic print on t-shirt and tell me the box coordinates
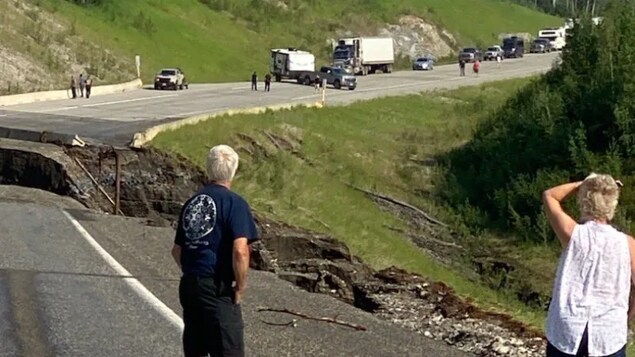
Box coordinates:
[182,194,217,249]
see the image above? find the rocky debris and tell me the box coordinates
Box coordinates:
[379,15,457,59]
[0,140,550,356]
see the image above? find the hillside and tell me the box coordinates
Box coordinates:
[0,0,560,94]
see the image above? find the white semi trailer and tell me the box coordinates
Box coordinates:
[332,37,394,76]
[270,48,316,82]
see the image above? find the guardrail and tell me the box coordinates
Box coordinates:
[0,78,143,107]
[129,101,323,148]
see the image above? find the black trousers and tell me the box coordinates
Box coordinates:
[179,276,244,357]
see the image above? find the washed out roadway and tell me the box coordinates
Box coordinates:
[0,53,559,145]
[0,186,470,356]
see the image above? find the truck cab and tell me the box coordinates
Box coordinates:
[319,66,356,90]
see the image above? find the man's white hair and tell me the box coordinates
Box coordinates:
[206,145,239,183]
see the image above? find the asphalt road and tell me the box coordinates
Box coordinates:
[0,186,470,357]
[0,53,559,145]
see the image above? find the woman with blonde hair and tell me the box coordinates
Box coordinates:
[542,173,634,357]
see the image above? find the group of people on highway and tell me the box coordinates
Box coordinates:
[459,55,502,77]
[69,73,92,99]
[251,71,272,92]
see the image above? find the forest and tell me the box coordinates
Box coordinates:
[511,0,609,16]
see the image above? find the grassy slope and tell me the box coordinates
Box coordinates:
[152,78,547,328]
[35,0,560,84]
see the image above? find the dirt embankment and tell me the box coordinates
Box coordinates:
[0,138,547,356]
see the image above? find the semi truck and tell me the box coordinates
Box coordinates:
[538,27,566,50]
[332,37,394,76]
[270,48,316,82]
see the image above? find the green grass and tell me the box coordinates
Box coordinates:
[152,77,549,328]
[30,0,560,84]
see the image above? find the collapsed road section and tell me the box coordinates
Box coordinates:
[0,137,548,357]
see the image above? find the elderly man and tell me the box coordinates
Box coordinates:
[172,144,258,357]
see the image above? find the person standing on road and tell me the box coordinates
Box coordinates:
[459,60,466,77]
[85,75,93,99]
[251,71,258,91]
[542,173,634,357]
[472,60,480,77]
[264,72,271,92]
[79,73,86,97]
[172,144,259,357]
[70,75,77,99]
[496,55,502,69]
[314,75,321,93]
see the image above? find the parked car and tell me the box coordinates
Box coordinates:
[154,68,188,90]
[483,46,504,61]
[530,38,553,53]
[458,48,482,63]
[412,56,435,70]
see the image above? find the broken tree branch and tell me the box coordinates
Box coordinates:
[258,307,367,331]
[347,184,448,228]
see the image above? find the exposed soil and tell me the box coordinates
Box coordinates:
[0,138,549,356]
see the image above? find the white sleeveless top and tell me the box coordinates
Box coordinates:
[546,221,631,355]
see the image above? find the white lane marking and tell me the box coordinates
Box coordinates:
[0,114,8,117]
[231,86,250,90]
[81,94,179,108]
[62,210,184,330]
[28,94,179,113]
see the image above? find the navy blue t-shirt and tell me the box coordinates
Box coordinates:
[174,184,259,281]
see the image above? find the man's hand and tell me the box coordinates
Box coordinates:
[233,287,245,305]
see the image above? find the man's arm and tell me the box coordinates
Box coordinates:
[232,238,250,305]
[171,244,182,270]
[542,181,581,248]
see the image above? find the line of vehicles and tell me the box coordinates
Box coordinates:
[152,17,605,91]
[458,25,569,64]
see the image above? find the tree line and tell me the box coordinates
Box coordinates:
[511,0,610,16]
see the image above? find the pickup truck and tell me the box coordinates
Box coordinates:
[154,68,188,90]
[297,66,357,90]
[483,46,504,61]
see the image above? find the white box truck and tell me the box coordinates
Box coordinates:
[270,48,316,82]
[332,37,394,75]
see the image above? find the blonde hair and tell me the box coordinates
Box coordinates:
[577,173,620,221]
[206,145,239,183]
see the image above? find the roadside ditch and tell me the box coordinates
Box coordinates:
[0,138,548,356]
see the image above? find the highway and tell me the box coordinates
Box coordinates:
[0,186,469,357]
[0,53,559,145]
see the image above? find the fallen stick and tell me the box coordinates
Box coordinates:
[74,156,125,216]
[348,184,448,228]
[258,307,367,331]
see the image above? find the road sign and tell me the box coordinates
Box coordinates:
[135,55,141,78]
